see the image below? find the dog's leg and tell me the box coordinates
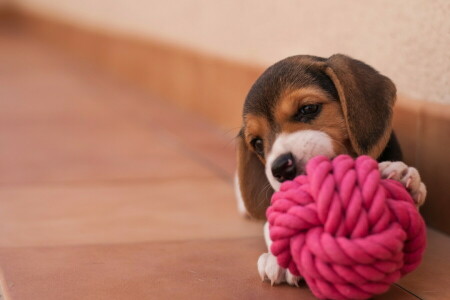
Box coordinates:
[257,222,301,286]
[378,161,427,207]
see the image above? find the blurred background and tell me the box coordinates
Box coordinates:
[4,0,450,107]
[0,1,449,299]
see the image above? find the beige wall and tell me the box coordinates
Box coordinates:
[13,0,450,103]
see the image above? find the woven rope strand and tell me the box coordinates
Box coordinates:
[267,155,426,300]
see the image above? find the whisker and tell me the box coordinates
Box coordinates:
[255,183,274,210]
[256,183,271,200]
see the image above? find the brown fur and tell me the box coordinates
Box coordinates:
[237,133,271,219]
[323,55,396,158]
[242,114,272,164]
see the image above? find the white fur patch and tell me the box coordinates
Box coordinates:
[258,222,302,286]
[265,130,335,190]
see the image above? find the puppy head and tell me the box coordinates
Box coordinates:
[237,54,396,219]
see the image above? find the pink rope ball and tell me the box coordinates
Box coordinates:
[267,155,426,300]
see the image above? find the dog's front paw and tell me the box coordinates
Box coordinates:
[257,252,301,286]
[379,161,427,207]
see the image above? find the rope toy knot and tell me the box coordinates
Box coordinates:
[267,155,426,300]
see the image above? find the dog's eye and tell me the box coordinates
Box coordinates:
[250,138,264,156]
[294,104,322,122]
[300,104,320,115]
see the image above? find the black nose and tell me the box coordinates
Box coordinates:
[271,153,296,182]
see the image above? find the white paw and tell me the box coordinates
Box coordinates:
[285,269,301,286]
[257,252,301,286]
[379,161,427,207]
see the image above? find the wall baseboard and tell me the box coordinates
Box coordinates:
[3,7,450,234]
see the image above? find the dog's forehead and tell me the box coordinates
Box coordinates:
[243,55,337,121]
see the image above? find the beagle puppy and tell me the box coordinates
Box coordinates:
[234,54,427,285]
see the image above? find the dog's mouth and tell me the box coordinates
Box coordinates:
[271,153,308,183]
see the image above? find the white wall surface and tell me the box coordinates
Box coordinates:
[12,0,450,103]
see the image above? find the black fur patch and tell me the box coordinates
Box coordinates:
[243,56,338,124]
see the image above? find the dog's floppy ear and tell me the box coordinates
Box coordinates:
[236,132,272,219]
[324,54,396,158]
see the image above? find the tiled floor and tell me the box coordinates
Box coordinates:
[0,24,449,300]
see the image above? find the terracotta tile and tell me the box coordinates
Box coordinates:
[0,82,215,185]
[0,123,215,185]
[416,103,450,234]
[392,97,424,166]
[393,98,450,234]
[0,238,415,300]
[0,32,216,185]
[0,89,216,184]
[0,178,263,247]
[398,228,450,299]
[119,97,240,179]
[80,73,240,179]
